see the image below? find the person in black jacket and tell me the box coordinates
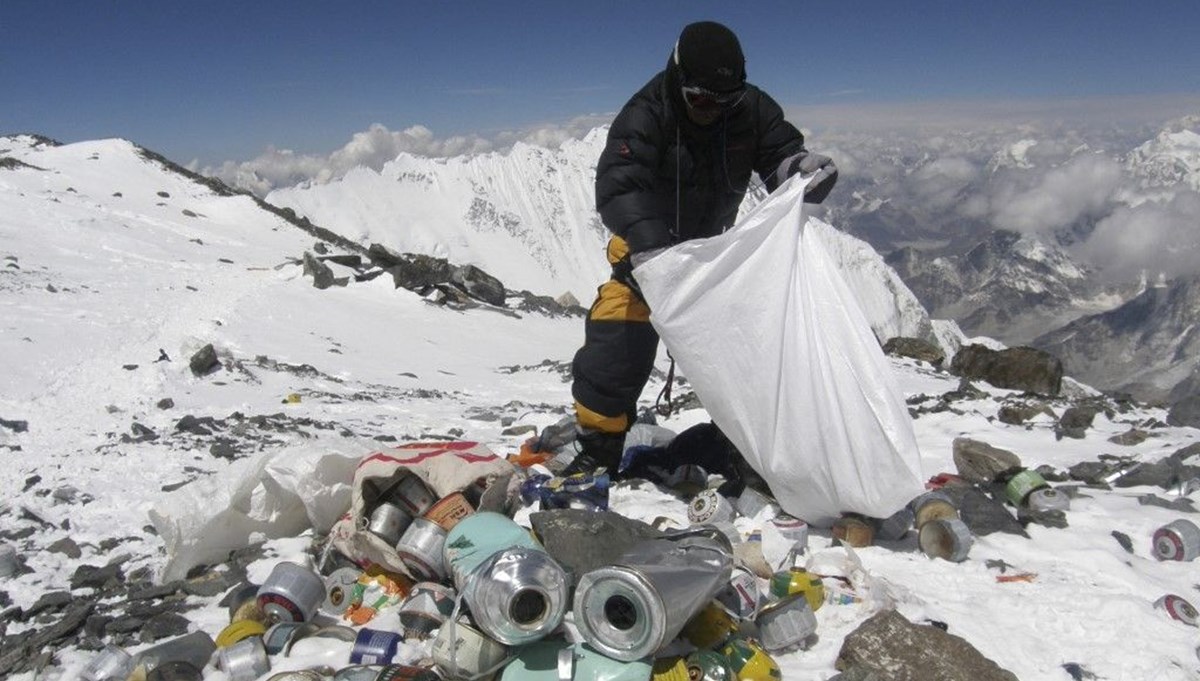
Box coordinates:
[566,20,837,475]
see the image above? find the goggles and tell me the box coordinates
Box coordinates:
[681,83,746,112]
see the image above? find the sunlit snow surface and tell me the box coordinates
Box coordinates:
[2,136,1199,680]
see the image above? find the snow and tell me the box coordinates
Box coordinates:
[3,137,1200,680]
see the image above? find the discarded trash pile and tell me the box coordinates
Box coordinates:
[69,421,1200,681]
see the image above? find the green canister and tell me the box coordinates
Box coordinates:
[1004,469,1049,507]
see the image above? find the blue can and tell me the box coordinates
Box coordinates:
[350,628,402,665]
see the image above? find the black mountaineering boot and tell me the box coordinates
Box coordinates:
[562,429,625,477]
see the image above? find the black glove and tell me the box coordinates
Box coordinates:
[779,151,838,204]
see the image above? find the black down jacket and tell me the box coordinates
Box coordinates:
[596,59,806,253]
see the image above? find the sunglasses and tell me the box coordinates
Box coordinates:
[681,83,746,112]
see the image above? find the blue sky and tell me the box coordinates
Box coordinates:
[3,1,1199,166]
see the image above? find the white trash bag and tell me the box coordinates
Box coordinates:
[635,176,924,525]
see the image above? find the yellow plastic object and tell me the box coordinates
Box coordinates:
[722,639,782,681]
[215,619,266,648]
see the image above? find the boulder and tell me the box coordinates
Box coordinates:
[836,609,1018,681]
[883,337,945,366]
[952,438,1022,484]
[389,253,454,291]
[951,344,1063,396]
[188,344,220,377]
[451,264,506,307]
[1167,395,1200,428]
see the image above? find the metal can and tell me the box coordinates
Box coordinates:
[226,582,266,624]
[681,601,739,649]
[755,593,818,653]
[1004,469,1049,507]
[80,644,133,681]
[1027,487,1070,512]
[423,491,475,532]
[217,637,270,681]
[396,517,449,581]
[322,566,363,618]
[133,631,216,674]
[145,661,203,681]
[720,638,780,681]
[715,566,763,620]
[770,514,809,555]
[331,668,382,681]
[350,628,403,665]
[374,665,444,681]
[392,473,438,517]
[768,567,824,612]
[1155,594,1198,627]
[267,671,325,681]
[832,515,874,547]
[685,650,734,681]
[367,502,414,545]
[1153,519,1200,561]
[263,621,305,655]
[216,619,267,648]
[431,617,510,680]
[918,518,973,562]
[688,489,737,525]
[398,581,457,639]
[873,507,915,541]
[910,491,958,529]
[257,561,326,623]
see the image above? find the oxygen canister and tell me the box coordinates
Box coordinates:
[681,601,739,649]
[217,637,271,681]
[721,638,780,681]
[1004,469,1049,507]
[685,650,735,681]
[755,593,818,653]
[768,566,824,612]
[1153,519,1200,562]
[499,639,654,681]
[392,473,438,517]
[80,644,134,681]
[1155,594,1199,627]
[444,511,569,646]
[1027,487,1070,512]
[919,518,973,562]
[573,534,733,662]
[688,489,738,525]
[257,561,326,623]
[366,502,414,545]
[216,619,267,648]
[395,517,449,581]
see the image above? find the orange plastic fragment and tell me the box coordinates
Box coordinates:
[996,572,1037,583]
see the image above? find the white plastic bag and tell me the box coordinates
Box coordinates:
[635,176,924,525]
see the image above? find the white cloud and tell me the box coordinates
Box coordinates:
[1074,191,1200,284]
[991,154,1123,234]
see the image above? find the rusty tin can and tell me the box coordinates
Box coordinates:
[910,491,958,529]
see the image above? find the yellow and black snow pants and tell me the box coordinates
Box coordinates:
[571,236,660,435]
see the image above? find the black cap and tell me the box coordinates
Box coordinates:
[673,21,746,92]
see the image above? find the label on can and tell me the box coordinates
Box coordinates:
[351,628,402,665]
[768,568,824,612]
[423,492,474,532]
[715,568,762,620]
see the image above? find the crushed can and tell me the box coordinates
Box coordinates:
[499,639,653,681]
[1027,487,1070,512]
[257,561,326,623]
[768,565,824,612]
[688,489,737,525]
[832,515,874,547]
[685,650,735,681]
[574,535,733,662]
[216,619,267,648]
[398,581,457,639]
[81,644,134,681]
[431,617,510,681]
[444,511,569,646]
[721,638,780,681]
[396,517,449,581]
[1153,519,1200,561]
[715,566,764,620]
[755,593,818,653]
[351,628,403,665]
[1155,594,1199,627]
[918,518,973,562]
[217,637,270,681]
[910,491,958,529]
[1003,469,1049,507]
[681,601,739,649]
[366,502,415,545]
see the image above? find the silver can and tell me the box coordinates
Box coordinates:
[257,561,326,623]
[396,517,449,581]
[573,535,732,662]
[910,491,958,529]
[321,566,362,618]
[80,644,133,681]
[393,473,438,517]
[367,502,414,545]
[715,566,763,620]
[688,489,737,525]
[755,593,818,653]
[1153,519,1200,562]
[459,547,569,646]
[1027,487,1070,512]
[918,518,973,563]
[1155,594,1199,626]
[770,514,809,555]
[431,617,510,681]
[217,637,271,681]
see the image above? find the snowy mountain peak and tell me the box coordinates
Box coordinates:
[1126,118,1200,191]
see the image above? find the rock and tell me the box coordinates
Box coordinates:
[530,510,663,588]
[1169,442,1200,465]
[938,485,1027,537]
[500,424,537,437]
[883,337,945,366]
[1068,461,1112,485]
[1111,531,1134,553]
[303,251,343,290]
[389,253,454,290]
[836,609,1019,681]
[951,344,1063,396]
[1112,460,1177,489]
[47,537,82,559]
[367,242,405,268]
[141,612,191,642]
[0,418,28,433]
[997,401,1055,425]
[1034,464,1068,483]
[209,439,239,460]
[0,600,94,677]
[1018,507,1068,529]
[157,398,175,410]
[1138,494,1196,512]
[1167,395,1200,428]
[555,291,581,308]
[451,264,506,306]
[183,569,236,597]
[952,438,1022,484]
[70,563,124,591]
[175,414,217,436]
[319,254,362,269]
[105,615,146,634]
[1108,428,1150,446]
[26,591,73,618]
[188,344,220,377]
[1056,405,1098,440]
